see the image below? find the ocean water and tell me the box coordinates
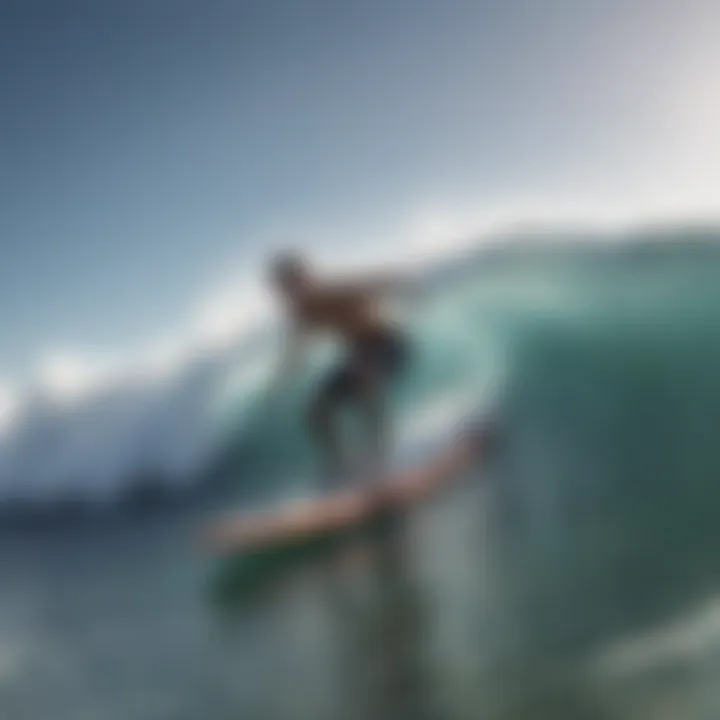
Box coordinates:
[3,228,720,719]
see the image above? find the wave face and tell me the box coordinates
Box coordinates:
[1,226,720,508]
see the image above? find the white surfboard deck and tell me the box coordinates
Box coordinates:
[200,423,488,556]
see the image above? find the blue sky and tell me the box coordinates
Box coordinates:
[1,0,719,388]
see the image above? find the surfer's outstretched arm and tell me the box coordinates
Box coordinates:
[335,268,422,302]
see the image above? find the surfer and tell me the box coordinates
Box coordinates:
[265,251,414,486]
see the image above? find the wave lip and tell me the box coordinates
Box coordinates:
[1,224,719,509]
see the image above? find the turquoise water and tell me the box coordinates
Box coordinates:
[3,231,720,719]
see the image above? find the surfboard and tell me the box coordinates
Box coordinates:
[200,422,489,557]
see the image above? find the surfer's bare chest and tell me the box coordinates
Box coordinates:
[292,287,381,337]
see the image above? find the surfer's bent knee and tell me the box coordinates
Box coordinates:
[308,393,330,427]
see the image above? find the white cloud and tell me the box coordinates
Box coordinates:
[19,269,274,414]
[189,272,272,351]
[37,352,115,403]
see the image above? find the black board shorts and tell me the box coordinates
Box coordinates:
[321,328,410,403]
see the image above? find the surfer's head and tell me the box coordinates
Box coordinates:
[269,250,309,295]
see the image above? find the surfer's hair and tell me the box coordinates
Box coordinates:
[270,250,307,284]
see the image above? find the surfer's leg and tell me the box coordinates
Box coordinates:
[358,375,390,481]
[355,330,410,481]
[308,398,342,484]
[309,367,352,486]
